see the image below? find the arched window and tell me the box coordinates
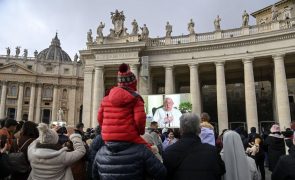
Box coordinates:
[8,85,17,96]
[25,87,31,97]
[62,89,67,99]
[43,87,53,98]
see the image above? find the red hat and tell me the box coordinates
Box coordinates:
[117,63,137,89]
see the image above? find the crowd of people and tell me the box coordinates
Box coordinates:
[0,63,295,180]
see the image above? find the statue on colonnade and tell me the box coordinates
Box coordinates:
[6,47,10,56]
[110,9,125,37]
[97,22,105,37]
[131,19,139,35]
[87,29,93,42]
[214,15,221,31]
[140,24,149,40]
[188,19,195,34]
[165,21,172,37]
[242,10,249,27]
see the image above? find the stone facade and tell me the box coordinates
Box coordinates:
[80,5,295,133]
[0,34,84,126]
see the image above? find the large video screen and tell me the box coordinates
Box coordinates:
[142,93,191,128]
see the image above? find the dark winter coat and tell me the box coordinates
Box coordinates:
[98,87,147,145]
[87,134,104,180]
[163,133,225,180]
[264,134,286,171]
[92,142,166,180]
[272,146,295,180]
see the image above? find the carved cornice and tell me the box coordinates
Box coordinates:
[143,29,295,55]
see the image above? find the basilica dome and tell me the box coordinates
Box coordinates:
[37,33,72,62]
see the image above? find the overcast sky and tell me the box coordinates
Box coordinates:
[0,0,278,59]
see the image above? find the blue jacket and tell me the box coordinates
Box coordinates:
[93,142,166,180]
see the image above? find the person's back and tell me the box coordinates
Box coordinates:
[272,133,295,180]
[93,142,166,180]
[163,113,225,180]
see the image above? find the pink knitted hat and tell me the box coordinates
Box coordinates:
[270,124,280,133]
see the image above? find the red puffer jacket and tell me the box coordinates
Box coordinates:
[98,87,147,144]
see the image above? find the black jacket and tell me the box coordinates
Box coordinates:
[264,134,286,171]
[272,146,295,180]
[163,133,225,180]
[93,142,166,180]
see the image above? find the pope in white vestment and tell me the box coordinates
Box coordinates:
[153,98,182,128]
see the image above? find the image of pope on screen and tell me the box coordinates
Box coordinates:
[152,97,182,128]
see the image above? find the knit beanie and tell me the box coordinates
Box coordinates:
[117,63,137,89]
[37,123,59,144]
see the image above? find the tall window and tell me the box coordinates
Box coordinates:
[8,85,17,96]
[25,87,31,97]
[43,87,53,98]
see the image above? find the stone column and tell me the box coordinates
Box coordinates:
[0,81,7,119]
[16,83,24,121]
[28,83,36,121]
[35,84,42,123]
[165,65,174,94]
[243,58,258,132]
[92,66,104,128]
[82,67,94,128]
[51,85,58,122]
[273,54,291,130]
[189,64,202,115]
[68,86,77,126]
[130,64,139,91]
[215,61,229,133]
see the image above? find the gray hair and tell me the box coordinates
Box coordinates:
[180,113,200,134]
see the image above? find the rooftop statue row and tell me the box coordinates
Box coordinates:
[86,9,252,42]
[5,47,32,59]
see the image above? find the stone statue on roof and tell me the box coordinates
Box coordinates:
[165,21,172,37]
[6,47,10,56]
[87,29,93,42]
[140,24,149,40]
[188,19,195,34]
[214,15,221,31]
[34,50,38,58]
[23,49,28,59]
[110,9,125,37]
[97,22,105,37]
[131,19,139,35]
[242,10,249,27]
[15,46,20,57]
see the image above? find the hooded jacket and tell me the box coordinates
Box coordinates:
[27,134,86,180]
[98,87,146,144]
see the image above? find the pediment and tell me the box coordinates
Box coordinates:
[0,63,36,75]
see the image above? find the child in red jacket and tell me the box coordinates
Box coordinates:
[98,63,149,146]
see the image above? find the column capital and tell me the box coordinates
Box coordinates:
[215,61,225,66]
[94,66,104,71]
[163,65,174,69]
[242,57,254,64]
[84,66,94,73]
[0,81,8,86]
[272,53,285,60]
[53,84,59,88]
[18,82,25,86]
[188,63,199,69]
